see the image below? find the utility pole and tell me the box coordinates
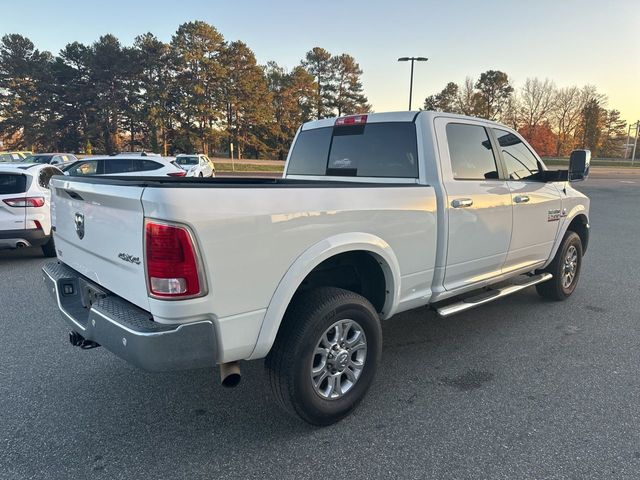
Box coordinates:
[397,57,428,110]
[624,123,632,159]
[631,120,639,167]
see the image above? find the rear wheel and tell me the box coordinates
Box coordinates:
[265,287,382,426]
[536,231,582,300]
[41,236,56,258]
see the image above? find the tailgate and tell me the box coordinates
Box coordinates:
[50,177,149,311]
[0,173,27,231]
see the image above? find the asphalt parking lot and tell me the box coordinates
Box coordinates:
[1,177,639,479]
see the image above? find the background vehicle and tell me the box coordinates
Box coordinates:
[1,163,61,256]
[175,154,215,177]
[44,111,590,425]
[0,151,33,162]
[64,156,186,177]
[25,153,78,166]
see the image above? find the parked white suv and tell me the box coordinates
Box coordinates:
[175,154,215,177]
[64,156,186,177]
[0,163,61,256]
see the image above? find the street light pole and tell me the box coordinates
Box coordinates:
[631,120,639,167]
[398,56,428,110]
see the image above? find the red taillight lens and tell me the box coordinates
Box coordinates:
[145,221,202,298]
[3,197,45,207]
[335,114,368,126]
[167,171,187,177]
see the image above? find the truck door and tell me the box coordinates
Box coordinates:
[491,128,562,272]
[435,119,513,291]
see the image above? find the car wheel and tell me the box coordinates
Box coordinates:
[536,231,583,300]
[41,237,56,258]
[265,287,382,426]
[198,172,203,178]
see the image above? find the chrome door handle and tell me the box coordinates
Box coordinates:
[451,198,473,208]
[514,195,530,204]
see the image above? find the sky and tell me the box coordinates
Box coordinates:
[2,0,639,125]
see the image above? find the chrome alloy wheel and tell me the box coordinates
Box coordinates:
[311,319,367,400]
[562,245,578,289]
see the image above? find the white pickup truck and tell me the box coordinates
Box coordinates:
[43,111,590,425]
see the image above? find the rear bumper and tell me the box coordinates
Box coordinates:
[42,261,217,371]
[0,228,48,248]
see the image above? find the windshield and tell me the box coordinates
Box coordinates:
[287,122,418,178]
[176,156,199,166]
[25,155,54,164]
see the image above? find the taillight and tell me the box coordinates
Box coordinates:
[167,171,187,177]
[3,197,45,207]
[335,114,368,126]
[145,220,204,298]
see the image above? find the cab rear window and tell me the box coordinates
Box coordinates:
[0,173,27,194]
[288,122,418,178]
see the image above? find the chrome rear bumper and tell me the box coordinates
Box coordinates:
[42,261,217,371]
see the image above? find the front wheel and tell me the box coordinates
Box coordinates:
[265,287,382,426]
[536,231,583,300]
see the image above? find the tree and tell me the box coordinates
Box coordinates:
[331,54,370,115]
[520,78,556,138]
[456,77,477,116]
[266,62,317,159]
[222,41,274,159]
[423,82,459,112]
[301,47,335,119]
[474,70,513,120]
[552,86,583,155]
[134,33,176,154]
[0,34,52,149]
[171,21,226,155]
[518,123,557,156]
[580,97,602,152]
[599,109,627,157]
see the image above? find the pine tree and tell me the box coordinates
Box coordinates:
[171,21,226,155]
[302,47,335,119]
[332,54,370,116]
[222,41,274,159]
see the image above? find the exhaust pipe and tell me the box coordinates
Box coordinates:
[69,331,100,350]
[219,361,241,388]
[16,241,27,248]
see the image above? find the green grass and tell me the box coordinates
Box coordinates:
[543,158,640,168]
[214,162,284,172]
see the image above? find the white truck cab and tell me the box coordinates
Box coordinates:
[43,111,590,425]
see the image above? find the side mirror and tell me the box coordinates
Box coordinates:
[569,149,590,182]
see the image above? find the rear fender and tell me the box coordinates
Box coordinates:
[247,232,401,360]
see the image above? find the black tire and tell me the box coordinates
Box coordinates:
[41,237,56,258]
[265,287,382,426]
[536,231,582,300]
[198,172,203,177]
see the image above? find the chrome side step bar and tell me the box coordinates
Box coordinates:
[436,273,553,318]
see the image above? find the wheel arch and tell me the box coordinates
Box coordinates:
[544,208,590,268]
[248,232,401,360]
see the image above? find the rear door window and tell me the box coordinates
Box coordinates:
[446,123,499,180]
[0,173,27,194]
[288,122,418,178]
[104,159,136,174]
[135,160,162,171]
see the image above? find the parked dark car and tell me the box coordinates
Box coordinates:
[26,153,78,166]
